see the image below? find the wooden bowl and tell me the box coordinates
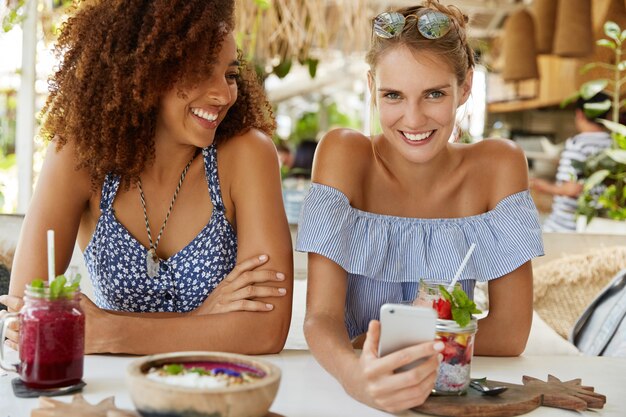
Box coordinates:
[126,351,281,417]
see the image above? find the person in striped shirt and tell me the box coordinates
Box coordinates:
[531,93,614,232]
[296,1,543,412]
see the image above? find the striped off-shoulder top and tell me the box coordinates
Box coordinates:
[296,183,544,340]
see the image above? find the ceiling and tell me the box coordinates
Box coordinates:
[371,0,532,39]
[266,0,532,102]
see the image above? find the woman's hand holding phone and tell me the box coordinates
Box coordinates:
[378,304,437,369]
[345,309,444,413]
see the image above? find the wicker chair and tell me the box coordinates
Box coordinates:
[533,245,626,339]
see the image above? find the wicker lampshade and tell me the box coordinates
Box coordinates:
[594,0,626,64]
[532,0,558,54]
[553,0,593,57]
[502,9,539,82]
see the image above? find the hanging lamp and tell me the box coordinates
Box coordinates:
[594,0,626,64]
[502,9,539,82]
[553,0,593,57]
[532,0,558,54]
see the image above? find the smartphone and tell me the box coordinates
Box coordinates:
[378,303,437,372]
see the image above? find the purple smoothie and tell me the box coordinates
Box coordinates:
[18,295,85,389]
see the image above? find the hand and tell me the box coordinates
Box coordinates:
[346,320,443,413]
[559,181,583,197]
[0,295,24,351]
[194,254,287,315]
[529,177,550,193]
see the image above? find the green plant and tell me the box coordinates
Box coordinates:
[2,0,26,32]
[289,102,360,145]
[3,0,74,38]
[563,21,626,223]
[0,152,15,212]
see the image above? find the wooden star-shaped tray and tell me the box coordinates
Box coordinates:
[413,375,606,417]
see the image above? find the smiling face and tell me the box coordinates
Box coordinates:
[370,44,471,164]
[156,33,239,148]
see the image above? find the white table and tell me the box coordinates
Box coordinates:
[2,350,625,417]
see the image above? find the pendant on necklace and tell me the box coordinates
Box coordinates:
[146,248,160,278]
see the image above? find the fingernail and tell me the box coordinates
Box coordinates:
[434,341,445,352]
[259,255,268,261]
[438,353,443,363]
[265,304,274,310]
[278,288,286,295]
[276,273,285,280]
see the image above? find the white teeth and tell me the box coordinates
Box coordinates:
[191,108,218,122]
[403,130,433,141]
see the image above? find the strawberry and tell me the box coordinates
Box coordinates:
[441,341,458,361]
[432,298,452,320]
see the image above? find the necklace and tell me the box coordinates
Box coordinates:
[138,154,196,278]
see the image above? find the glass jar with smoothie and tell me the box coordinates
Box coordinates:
[416,280,481,396]
[0,278,85,389]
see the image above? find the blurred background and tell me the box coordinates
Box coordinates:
[0,0,624,228]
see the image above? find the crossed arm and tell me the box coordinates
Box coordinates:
[3,132,293,355]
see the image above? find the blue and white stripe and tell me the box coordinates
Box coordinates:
[544,131,613,232]
[296,183,544,339]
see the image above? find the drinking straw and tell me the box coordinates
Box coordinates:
[447,243,476,292]
[47,229,55,282]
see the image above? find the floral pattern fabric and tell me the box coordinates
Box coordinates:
[83,145,237,313]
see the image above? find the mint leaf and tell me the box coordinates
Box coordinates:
[163,364,184,375]
[49,275,66,299]
[63,281,80,299]
[30,279,44,289]
[438,286,453,302]
[31,274,81,299]
[452,287,470,306]
[452,307,471,327]
[188,367,210,376]
[439,284,482,327]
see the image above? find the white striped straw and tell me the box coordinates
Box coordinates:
[47,230,55,282]
[447,243,476,292]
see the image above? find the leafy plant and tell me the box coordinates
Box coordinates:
[289,102,360,145]
[2,0,26,32]
[3,0,75,38]
[562,21,626,223]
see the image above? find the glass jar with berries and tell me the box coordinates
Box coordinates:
[416,281,482,395]
[434,317,477,395]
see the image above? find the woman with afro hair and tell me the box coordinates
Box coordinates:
[2,0,293,355]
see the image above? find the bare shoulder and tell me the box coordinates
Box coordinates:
[217,128,281,210]
[312,128,371,195]
[462,139,529,205]
[471,138,526,160]
[43,140,93,198]
[219,128,278,167]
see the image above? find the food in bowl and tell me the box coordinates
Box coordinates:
[127,351,281,417]
[146,361,265,388]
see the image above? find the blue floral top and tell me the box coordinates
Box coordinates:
[296,183,544,339]
[83,145,237,313]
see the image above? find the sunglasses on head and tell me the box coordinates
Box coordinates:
[373,9,452,40]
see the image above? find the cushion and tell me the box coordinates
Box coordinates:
[533,246,626,338]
